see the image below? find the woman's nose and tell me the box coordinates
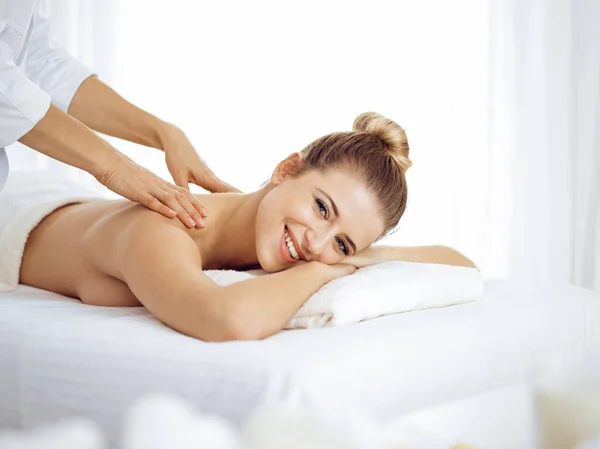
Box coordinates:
[305,226,334,257]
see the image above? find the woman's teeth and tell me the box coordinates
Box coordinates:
[284,229,301,260]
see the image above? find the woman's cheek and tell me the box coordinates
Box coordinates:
[298,205,317,224]
[315,251,342,266]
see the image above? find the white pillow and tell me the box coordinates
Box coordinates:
[204,261,484,329]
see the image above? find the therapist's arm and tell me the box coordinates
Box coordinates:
[66,76,240,194]
[67,76,174,151]
[18,103,206,228]
[24,0,239,194]
[19,102,126,179]
[24,0,169,147]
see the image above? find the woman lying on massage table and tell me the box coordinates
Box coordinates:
[19,112,476,342]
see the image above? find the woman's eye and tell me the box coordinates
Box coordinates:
[335,237,349,255]
[315,197,347,255]
[316,198,328,217]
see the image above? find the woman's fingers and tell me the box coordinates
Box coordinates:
[327,263,357,280]
[342,264,357,275]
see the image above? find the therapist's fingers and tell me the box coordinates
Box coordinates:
[96,153,209,228]
[156,191,196,228]
[168,185,206,225]
[156,189,205,228]
[172,172,210,218]
[167,171,208,216]
[172,187,207,227]
[141,195,177,219]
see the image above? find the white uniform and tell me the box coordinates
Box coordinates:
[0,0,93,191]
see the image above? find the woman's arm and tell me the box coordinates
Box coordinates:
[344,244,478,270]
[118,223,351,342]
[217,262,354,340]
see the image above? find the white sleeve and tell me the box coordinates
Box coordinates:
[23,0,95,113]
[0,40,51,148]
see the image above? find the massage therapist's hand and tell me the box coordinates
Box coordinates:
[162,125,241,194]
[96,152,208,228]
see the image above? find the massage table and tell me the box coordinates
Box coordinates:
[0,278,599,447]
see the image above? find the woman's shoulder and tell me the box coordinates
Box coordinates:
[85,198,195,238]
[81,200,202,276]
[114,205,201,257]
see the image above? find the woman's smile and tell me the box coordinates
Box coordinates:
[281,225,303,263]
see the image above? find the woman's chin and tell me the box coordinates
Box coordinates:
[256,254,282,273]
[261,263,286,273]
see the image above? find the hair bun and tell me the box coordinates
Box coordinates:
[352,112,412,172]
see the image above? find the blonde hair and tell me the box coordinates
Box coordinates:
[294,112,412,239]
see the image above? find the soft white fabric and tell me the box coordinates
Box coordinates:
[0,171,483,328]
[209,263,483,329]
[284,262,482,328]
[0,0,94,189]
[0,279,598,448]
[0,148,7,191]
[0,171,103,291]
[0,417,104,449]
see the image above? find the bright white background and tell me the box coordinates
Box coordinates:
[7,0,600,291]
[47,0,491,266]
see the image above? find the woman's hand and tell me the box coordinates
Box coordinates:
[339,245,390,269]
[313,261,357,282]
[161,125,242,194]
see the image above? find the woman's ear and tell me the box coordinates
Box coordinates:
[271,152,304,185]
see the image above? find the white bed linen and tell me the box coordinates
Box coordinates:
[0,279,599,446]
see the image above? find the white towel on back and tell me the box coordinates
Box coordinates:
[0,171,103,292]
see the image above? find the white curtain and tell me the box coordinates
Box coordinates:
[489,0,600,291]
[11,0,599,292]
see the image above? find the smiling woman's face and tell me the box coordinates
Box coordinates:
[255,155,385,272]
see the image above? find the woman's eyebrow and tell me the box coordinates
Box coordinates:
[315,187,357,253]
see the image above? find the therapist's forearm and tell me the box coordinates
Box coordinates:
[18,103,122,179]
[67,76,172,150]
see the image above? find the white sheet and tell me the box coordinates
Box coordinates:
[0,279,599,447]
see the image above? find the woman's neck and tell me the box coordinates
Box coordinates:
[190,185,271,270]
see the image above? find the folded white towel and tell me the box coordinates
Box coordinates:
[0,171,484,329]
[204,262,484,329]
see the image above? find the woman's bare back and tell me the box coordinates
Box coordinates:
[20,199,189,307]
